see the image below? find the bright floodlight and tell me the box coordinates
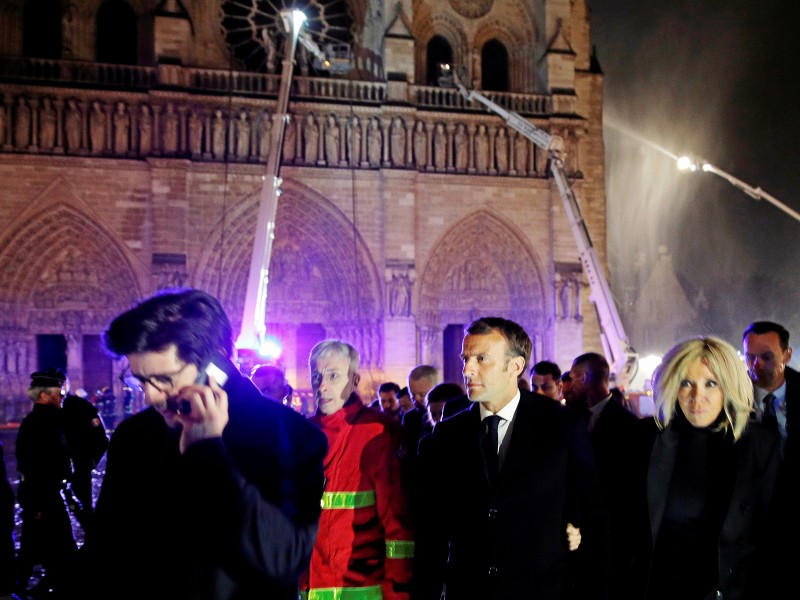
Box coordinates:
[259,335,283,360]
[291,9,306,30]
[676,156,695,171]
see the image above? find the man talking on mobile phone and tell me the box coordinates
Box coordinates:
[77,288,328,600]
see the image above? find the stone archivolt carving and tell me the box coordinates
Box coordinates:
[449,0,494,19]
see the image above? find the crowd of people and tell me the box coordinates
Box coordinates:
[0,286,794,600]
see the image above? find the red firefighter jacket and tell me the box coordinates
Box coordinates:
[302,399,414,600]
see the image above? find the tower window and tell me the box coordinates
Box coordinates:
[426,35,453,86]
[97,0,138,64]
[481,39,509,91]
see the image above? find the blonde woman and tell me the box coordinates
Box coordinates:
[637,336,780,600]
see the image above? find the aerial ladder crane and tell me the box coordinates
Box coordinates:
[236,10,349,358]
[441,66,638,388]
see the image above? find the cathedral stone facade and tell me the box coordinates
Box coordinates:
[0,0,607,419]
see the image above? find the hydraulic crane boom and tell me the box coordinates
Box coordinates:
[237,11,346,354]
[447,69,638,388]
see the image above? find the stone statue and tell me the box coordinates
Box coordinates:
[89,100,105,154]
[235,109,250,159]
[65,99,82,151]
[138,104,152,155]
[212,109,226,158]
[433,122,446,170]
[187,109,202,156]
[453,123,468,170]
[413,121,427,168]
[15,97,31,148]
[495,127,508,174]
[162,103,179,154]
[38,97,57,150]
[282,116,296,162]
[262,28,277,73]
[303,113,319,164]
[390,117,406,167]
[324,114,339,165]
[113,102,130,154]
[258,112,272,161]
[367,118,381,167]
[514,132,527,175]
[347,116,362,166]
[474,124,488,172]
[388,273,411,317]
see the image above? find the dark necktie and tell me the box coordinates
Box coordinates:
[483,415,501,482]
[762,393,778,433]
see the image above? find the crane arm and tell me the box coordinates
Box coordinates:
[450,74,638,388]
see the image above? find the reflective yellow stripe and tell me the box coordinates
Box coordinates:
[320,490,376,509]
[301,585,383,600]
[385,539,415,559]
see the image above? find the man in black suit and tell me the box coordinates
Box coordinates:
[742,321,798,459]
[742,320,799,596]
[413,317,606,600]
[564,352,642,600]
[79,288,327,600]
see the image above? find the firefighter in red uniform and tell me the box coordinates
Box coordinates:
[302,340,414,600]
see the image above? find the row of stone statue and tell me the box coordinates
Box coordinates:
[0,95,576,176]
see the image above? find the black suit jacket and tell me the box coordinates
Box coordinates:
[82,362,328,600]
[413,390,607,600]
[585,398,644,600]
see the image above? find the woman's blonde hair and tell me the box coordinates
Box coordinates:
[652,336,753,440]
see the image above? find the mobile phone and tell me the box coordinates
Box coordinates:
[167,357,232,414]
[194,359,230,388]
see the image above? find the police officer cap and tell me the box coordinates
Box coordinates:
[30,368,67,388]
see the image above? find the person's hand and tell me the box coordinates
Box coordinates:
[174,375,229,454]
[566,522,581,551]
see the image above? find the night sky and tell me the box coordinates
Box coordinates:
[588,0,800,356]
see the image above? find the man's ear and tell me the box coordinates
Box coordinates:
[512,356,526,379]
[352,372,361,387]
[785,346,793,364]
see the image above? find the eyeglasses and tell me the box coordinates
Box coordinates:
[119,363,191,394]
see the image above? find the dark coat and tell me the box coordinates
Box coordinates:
[412,390,607,600]
[585,398,644,600]
[15,403,78,589]
[61,393,108,509]
[81,363,328,600]
[638,417,780,600]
